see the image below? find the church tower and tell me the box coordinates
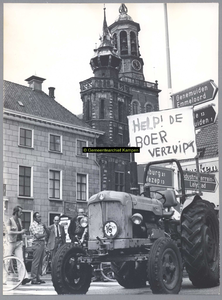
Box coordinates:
[80,7,132,192]
[109,4,161,115]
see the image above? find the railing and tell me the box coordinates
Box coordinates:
[80,78,129,93]
[120,76,158,90]
[80,77,158,93]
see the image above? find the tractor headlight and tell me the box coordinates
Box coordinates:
[80,216,88,228]
[103,221,118,238]
[131,213,143,225]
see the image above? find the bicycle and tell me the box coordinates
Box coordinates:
[3,255,26,291]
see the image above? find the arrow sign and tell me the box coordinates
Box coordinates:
[194,105,217,129]
[183,170,217,192]
[137,165,174,187]
[172,80,218,108]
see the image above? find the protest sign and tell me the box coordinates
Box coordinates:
[128,107,197,164]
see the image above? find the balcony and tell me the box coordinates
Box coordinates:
[120,76,158,90]
[80,78,130,93]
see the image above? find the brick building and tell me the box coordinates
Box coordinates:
[3,76,103,229]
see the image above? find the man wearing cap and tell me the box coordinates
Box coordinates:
[68,208,87,243]
[29,212,49,284]
[47,216,66,261]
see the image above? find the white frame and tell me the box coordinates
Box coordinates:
[76,172,88,202]
[76,139,88,158]
[48,169,63,200]
[18,126,34,148]
[48,133,63,153]
[18,165,33,198]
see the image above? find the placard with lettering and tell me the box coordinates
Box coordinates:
[128,107,197,164]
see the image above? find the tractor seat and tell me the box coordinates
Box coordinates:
[161,189,178,208]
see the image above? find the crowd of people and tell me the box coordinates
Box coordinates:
[3,206,86,286]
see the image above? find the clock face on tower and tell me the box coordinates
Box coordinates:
[132,59,141,71]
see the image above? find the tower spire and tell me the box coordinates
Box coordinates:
[101,4,111,43]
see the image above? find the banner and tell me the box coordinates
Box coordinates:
[128,107,197,164]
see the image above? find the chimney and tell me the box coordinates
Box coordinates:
[25,75,46,91]
[48,87,55,99]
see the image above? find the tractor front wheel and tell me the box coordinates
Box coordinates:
[147,237,183,294]
[51,244,92,294]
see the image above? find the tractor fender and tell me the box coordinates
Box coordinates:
[181,194,202,213]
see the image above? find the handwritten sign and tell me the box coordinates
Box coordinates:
[128,107,197,164]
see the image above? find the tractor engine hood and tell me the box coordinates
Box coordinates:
[88,190,163,216]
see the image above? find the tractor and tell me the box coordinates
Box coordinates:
[51,158,219,294]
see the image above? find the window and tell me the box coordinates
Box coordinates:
[118,133,123,145]
[85,99,90,121]
[19,128,33,148]
[113,33,118,50]
[21,211,32,233]
[49,170,61,199]
[115,172,125,191]
[132,101,139,114]
[100,99,105,119]
[49,134,62,152]
[145,103,153,113]
[77,174,87,201]
[118,101,123,122]
[77,139,88,157]
[19,166,32,197]
[120,31,128,55]
[130,31,137,55]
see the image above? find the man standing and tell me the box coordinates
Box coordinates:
[29,212,49,285]
[47,216,66,260]
[68,208,87,244]
[4,206,31,285]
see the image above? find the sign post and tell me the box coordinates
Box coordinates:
[183,170,217,193]
[194,105,217,129]
[137,165,174,188]
[171,80,218,108]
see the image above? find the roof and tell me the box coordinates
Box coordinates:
[3,80,91,129]
[196,119,218,158]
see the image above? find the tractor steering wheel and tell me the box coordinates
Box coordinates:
[154,191,166,205]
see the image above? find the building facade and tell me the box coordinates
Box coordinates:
[3,76,103,229]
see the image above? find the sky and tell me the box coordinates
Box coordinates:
[3,2,218,116]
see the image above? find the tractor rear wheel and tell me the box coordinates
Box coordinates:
[181,198,219,288]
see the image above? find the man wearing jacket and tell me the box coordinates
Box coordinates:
[47,216,66,260]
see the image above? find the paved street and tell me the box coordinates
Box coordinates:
[3,275,220,296]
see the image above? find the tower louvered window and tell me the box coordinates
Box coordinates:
[113,33,117,50]
[120,31,128,55]
[130,32,137,56]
